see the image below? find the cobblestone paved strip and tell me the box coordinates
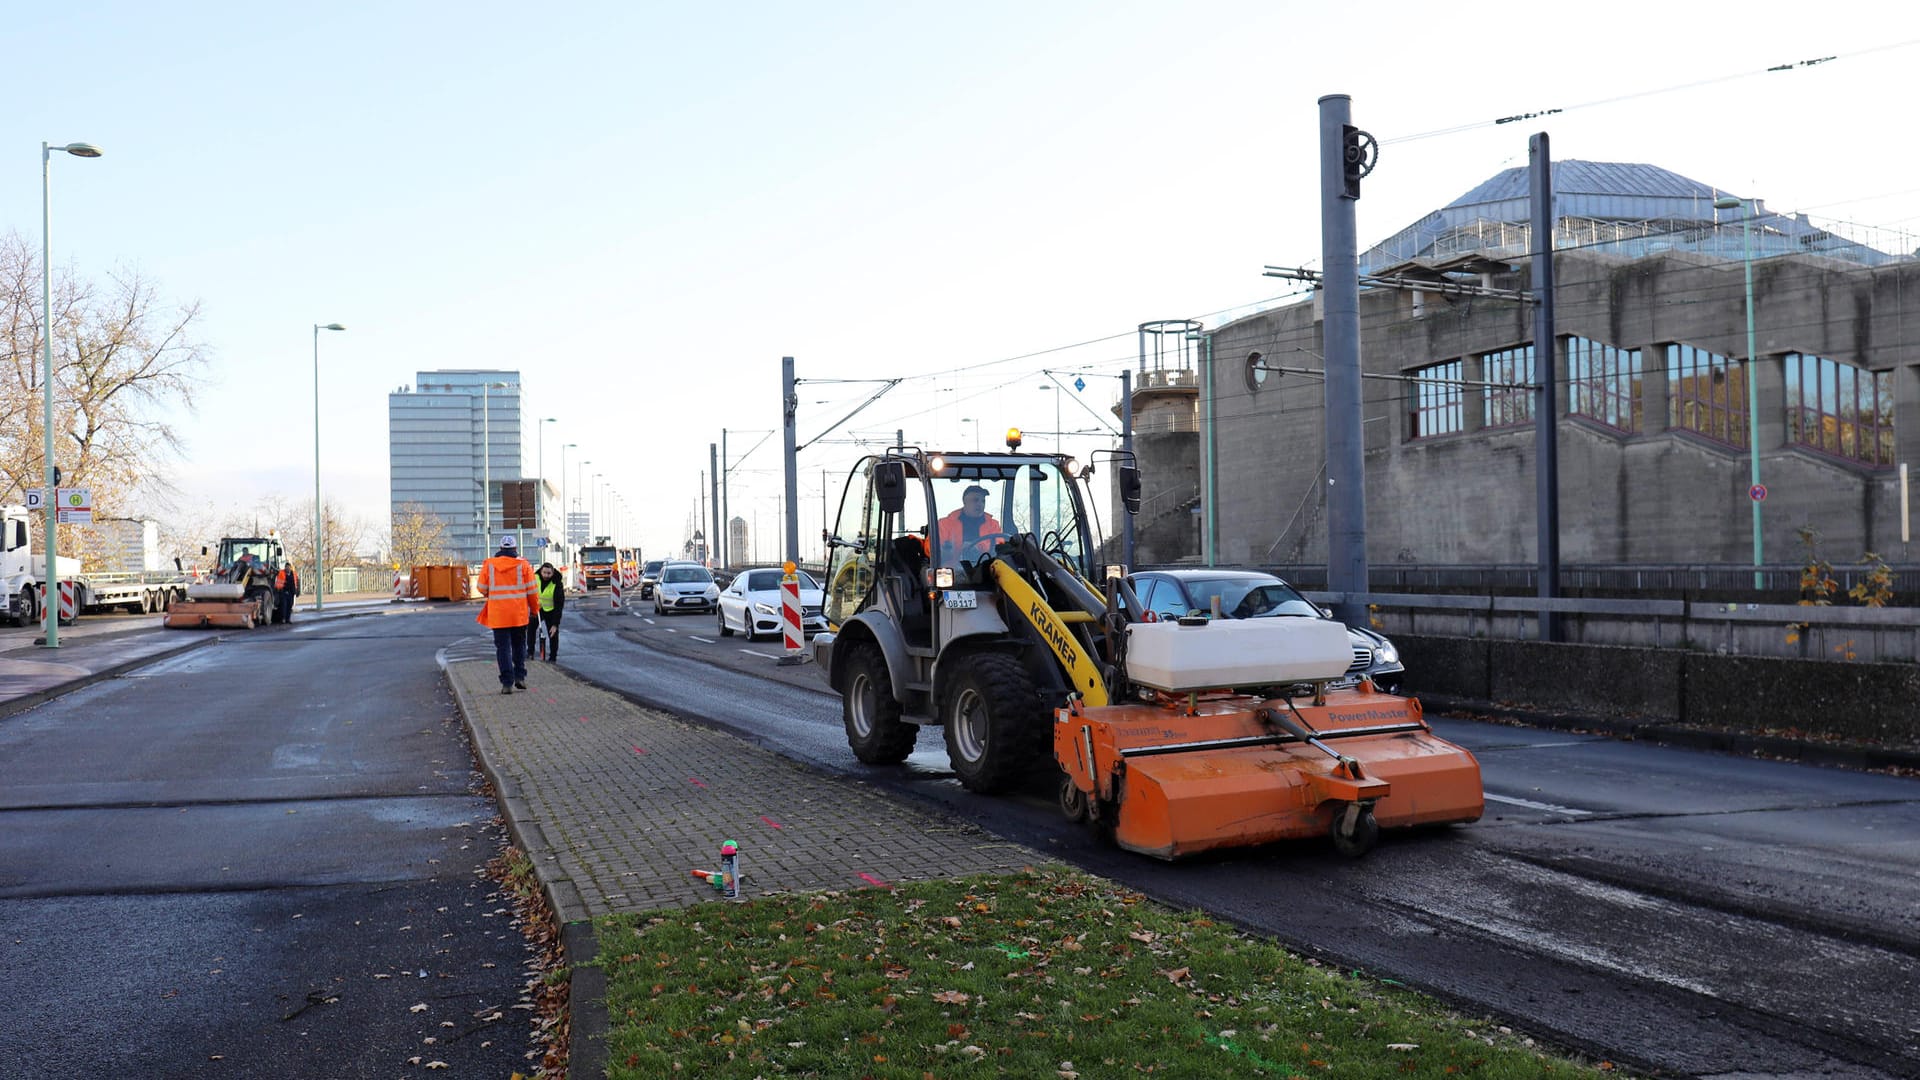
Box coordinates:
[446,655,1036,917]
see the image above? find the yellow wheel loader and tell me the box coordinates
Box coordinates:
[162,536,289,630]
[814,438,1483,859]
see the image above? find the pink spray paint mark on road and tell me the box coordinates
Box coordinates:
[631,746,648,755]
[688,777,708,788]
[578,716,590,723]
[857,872,890,888]
[759,816,783,830]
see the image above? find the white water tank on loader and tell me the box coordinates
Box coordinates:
[1125,617,1352,692]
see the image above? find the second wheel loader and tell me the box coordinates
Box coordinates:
[814,437,1483,860]
[162,536,290,630]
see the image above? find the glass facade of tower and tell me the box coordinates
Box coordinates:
[388,370,523,565]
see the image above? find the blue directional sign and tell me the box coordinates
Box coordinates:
[1073,377,1086,392]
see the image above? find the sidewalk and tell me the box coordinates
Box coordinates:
[442,654,1037,921]
[442,647,1042,1074]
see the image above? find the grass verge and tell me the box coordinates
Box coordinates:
[595,863,1621,1078]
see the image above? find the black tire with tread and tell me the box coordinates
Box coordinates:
[942,652,1047,794]
[843,644,916,765]
[717,610,734,637]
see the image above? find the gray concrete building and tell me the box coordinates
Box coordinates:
[388,370,537,565]
[1152,162,1919,578]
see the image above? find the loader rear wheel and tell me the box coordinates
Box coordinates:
[843,644,916,765]
[1330,803,1379,858]
[942,652,1046,794]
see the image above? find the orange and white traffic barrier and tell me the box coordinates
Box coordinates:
[393,571,404,600]
[780,562,802,657]
[611,571,622,609]
[59,580,78,623]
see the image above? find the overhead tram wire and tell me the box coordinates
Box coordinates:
[1381,37,1920,146]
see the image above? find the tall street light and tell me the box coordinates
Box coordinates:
[560,442,577,563]
[536,416,556,556]
[312,323,345,610]
[40,140,102,650]
[960,417,979,451]
[592,472,603,540]
[577,460,591,539]
[1714,194,1764,588]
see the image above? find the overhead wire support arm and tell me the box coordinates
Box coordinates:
[796,377,901,451]
[1262,264,1536,304]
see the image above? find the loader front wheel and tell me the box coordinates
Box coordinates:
[1330,803,1379,858]
[843,644,916,765]
[943,653,1046,794]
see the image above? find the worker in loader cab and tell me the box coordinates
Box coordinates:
[936,484,1003,563]
[477,535,538,694]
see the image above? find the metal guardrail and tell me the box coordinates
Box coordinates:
[1305,590,1919,662]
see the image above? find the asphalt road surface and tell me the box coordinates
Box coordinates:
[568,591,1920,1079]
[0,606,544,1077]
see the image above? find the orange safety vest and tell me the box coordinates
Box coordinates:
[476,555,536,629]
[274,568,289,589]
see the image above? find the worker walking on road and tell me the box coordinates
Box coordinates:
[530,561,565,661]
[478,535,538,694]
[274,563,299,624]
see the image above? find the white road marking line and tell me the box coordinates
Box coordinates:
[740,648,782,659]
[1485,793,1592,817]
[690,635,715,643]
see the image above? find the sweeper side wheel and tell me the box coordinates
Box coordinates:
[842,644,917,765]
[1330,803,1380,858]
[1058,773,1089,823]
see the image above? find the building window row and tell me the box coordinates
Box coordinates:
[1410,359,1464,438]
[1787,352,1897,466]
[1666,343,1747,448]
[1568,337,1642,432]
[1404,338,1895,466]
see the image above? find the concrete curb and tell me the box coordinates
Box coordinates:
[442,661,607,1080]
[0,636,220,721]
[1423,693,1920,772]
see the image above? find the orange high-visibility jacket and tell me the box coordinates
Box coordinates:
[476,555,537,629]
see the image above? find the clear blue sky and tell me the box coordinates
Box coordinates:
[9,2,1918,560]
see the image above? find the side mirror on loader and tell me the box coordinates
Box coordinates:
[874,461,907,515]
[1119,465,1142,514]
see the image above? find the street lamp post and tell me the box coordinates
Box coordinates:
[39,140,102,649]
[536,416,555,556]
[577,460,591,539]
[1715,194,1764,588]
[592,473,603,540]
[560,441,576,563]
[960,417,979,451]
[1036,384,1061,448]
[312,323,345,610]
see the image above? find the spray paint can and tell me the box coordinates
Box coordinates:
[719,840,742,901]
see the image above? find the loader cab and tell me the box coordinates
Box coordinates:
[822,451,1100,645]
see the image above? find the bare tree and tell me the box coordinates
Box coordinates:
[390,502,453,570]
[0,231,205,550]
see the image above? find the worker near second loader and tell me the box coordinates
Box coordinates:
[935,484,1003,563]
[529,561,565,662]
[477,535,538,694]
[274,562,299,624]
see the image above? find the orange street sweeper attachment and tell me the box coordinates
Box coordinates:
[1054,615,1483,859]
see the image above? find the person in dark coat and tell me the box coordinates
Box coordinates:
[530,562,567,661]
